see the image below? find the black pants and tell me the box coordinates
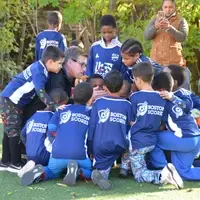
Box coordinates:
[2,134,22,165]
[0,97,23,165]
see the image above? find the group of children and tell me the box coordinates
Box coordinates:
[0,11,200,191]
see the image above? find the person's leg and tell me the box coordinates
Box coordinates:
[155,130,200,180]
[171,137,200,180]
[1,133,11,166]
[2,98,24,170]
[77,158,92,179]
[149,145,168,169]
[43,157,68,180]
[129,146,161,184]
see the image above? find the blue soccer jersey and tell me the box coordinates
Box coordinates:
[21,111,53,159]
[35,30,67,61]
[129,91,166,149]
[0,61,49,107]
[88,96,132,154]
[163,100,200,138]
[86,38,127,77]
[48,104,91,160]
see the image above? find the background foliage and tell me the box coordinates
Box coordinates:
[0,0,199,92]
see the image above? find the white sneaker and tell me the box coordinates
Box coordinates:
[160,163,184,189]
[17,160,35,178]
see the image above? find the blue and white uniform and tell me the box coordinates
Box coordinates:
[43,104,92,180]
[35,30,67,61]
[86,38,127,77]
[129,91,166,149]
[0,61,51,107]
[21,111,53,165]
[88,96,132,170]
[150,95,200,181]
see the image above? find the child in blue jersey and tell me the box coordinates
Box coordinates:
[121,38,163,88]
[164,64,200,111]
[86,15,126,77]
[0,46,64,173]
[35,11,67,61]
[17,88,68,178]
[20,82,93,187]
[88,70,132,190]
[150,72,200,181]
[127,62,183,189]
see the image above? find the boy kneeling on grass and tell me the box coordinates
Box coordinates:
[20,82,93,186]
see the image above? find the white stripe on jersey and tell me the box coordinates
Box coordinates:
[9,81,35,104]
[84,131,89,158]
[167,115,183,138]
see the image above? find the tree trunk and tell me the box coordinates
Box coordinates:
[109,0,117,11]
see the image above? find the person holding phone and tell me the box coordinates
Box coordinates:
[144,0,188,67]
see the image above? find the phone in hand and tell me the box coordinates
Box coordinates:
[157,11,165,20]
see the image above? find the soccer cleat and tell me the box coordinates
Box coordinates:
[63,160,78,186]
[21,164,44,186]
[160,163,184,189]
[7,163,23,173]
[119,168,129,178]
[17,160,36,178]
[0,161,10,171]
[91,169,112,190]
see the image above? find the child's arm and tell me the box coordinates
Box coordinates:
[32,68,60,111]
[59,34,67,52]
[85,46,94,76]
[160,91,192,113]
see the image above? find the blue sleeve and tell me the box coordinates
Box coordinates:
[87,104,98,154]
[171,93,193,113]
[126,102,132,134]
[191,93,200,110]
[86,46,94,76]
[59,34,67,52]
[129,95,137,121]
[123,68,134,84]
[48,111,60,132]
[35,36,40,61]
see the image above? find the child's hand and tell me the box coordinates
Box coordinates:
[160,91,173,100]
[57,104,67,110]
[92,86,107,101]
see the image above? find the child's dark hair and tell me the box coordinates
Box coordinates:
[152,72,174,92]
[121,38,143,56]
[70,40,79,47]
[100,14,116,28]
[42,46,65,63]
[74,82,93,105]
[167,64,186,87]
[104,70,123,93]
[47,11,62,26]
[49,88,68,104]
[88,74,104,83]
[132,62,154,83]
[119,80,131,98]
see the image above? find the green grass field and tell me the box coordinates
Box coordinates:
[0,123,200,200]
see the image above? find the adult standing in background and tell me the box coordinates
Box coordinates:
[144,0,190,89]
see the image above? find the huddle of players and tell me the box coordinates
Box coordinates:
[1,11,200,191]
